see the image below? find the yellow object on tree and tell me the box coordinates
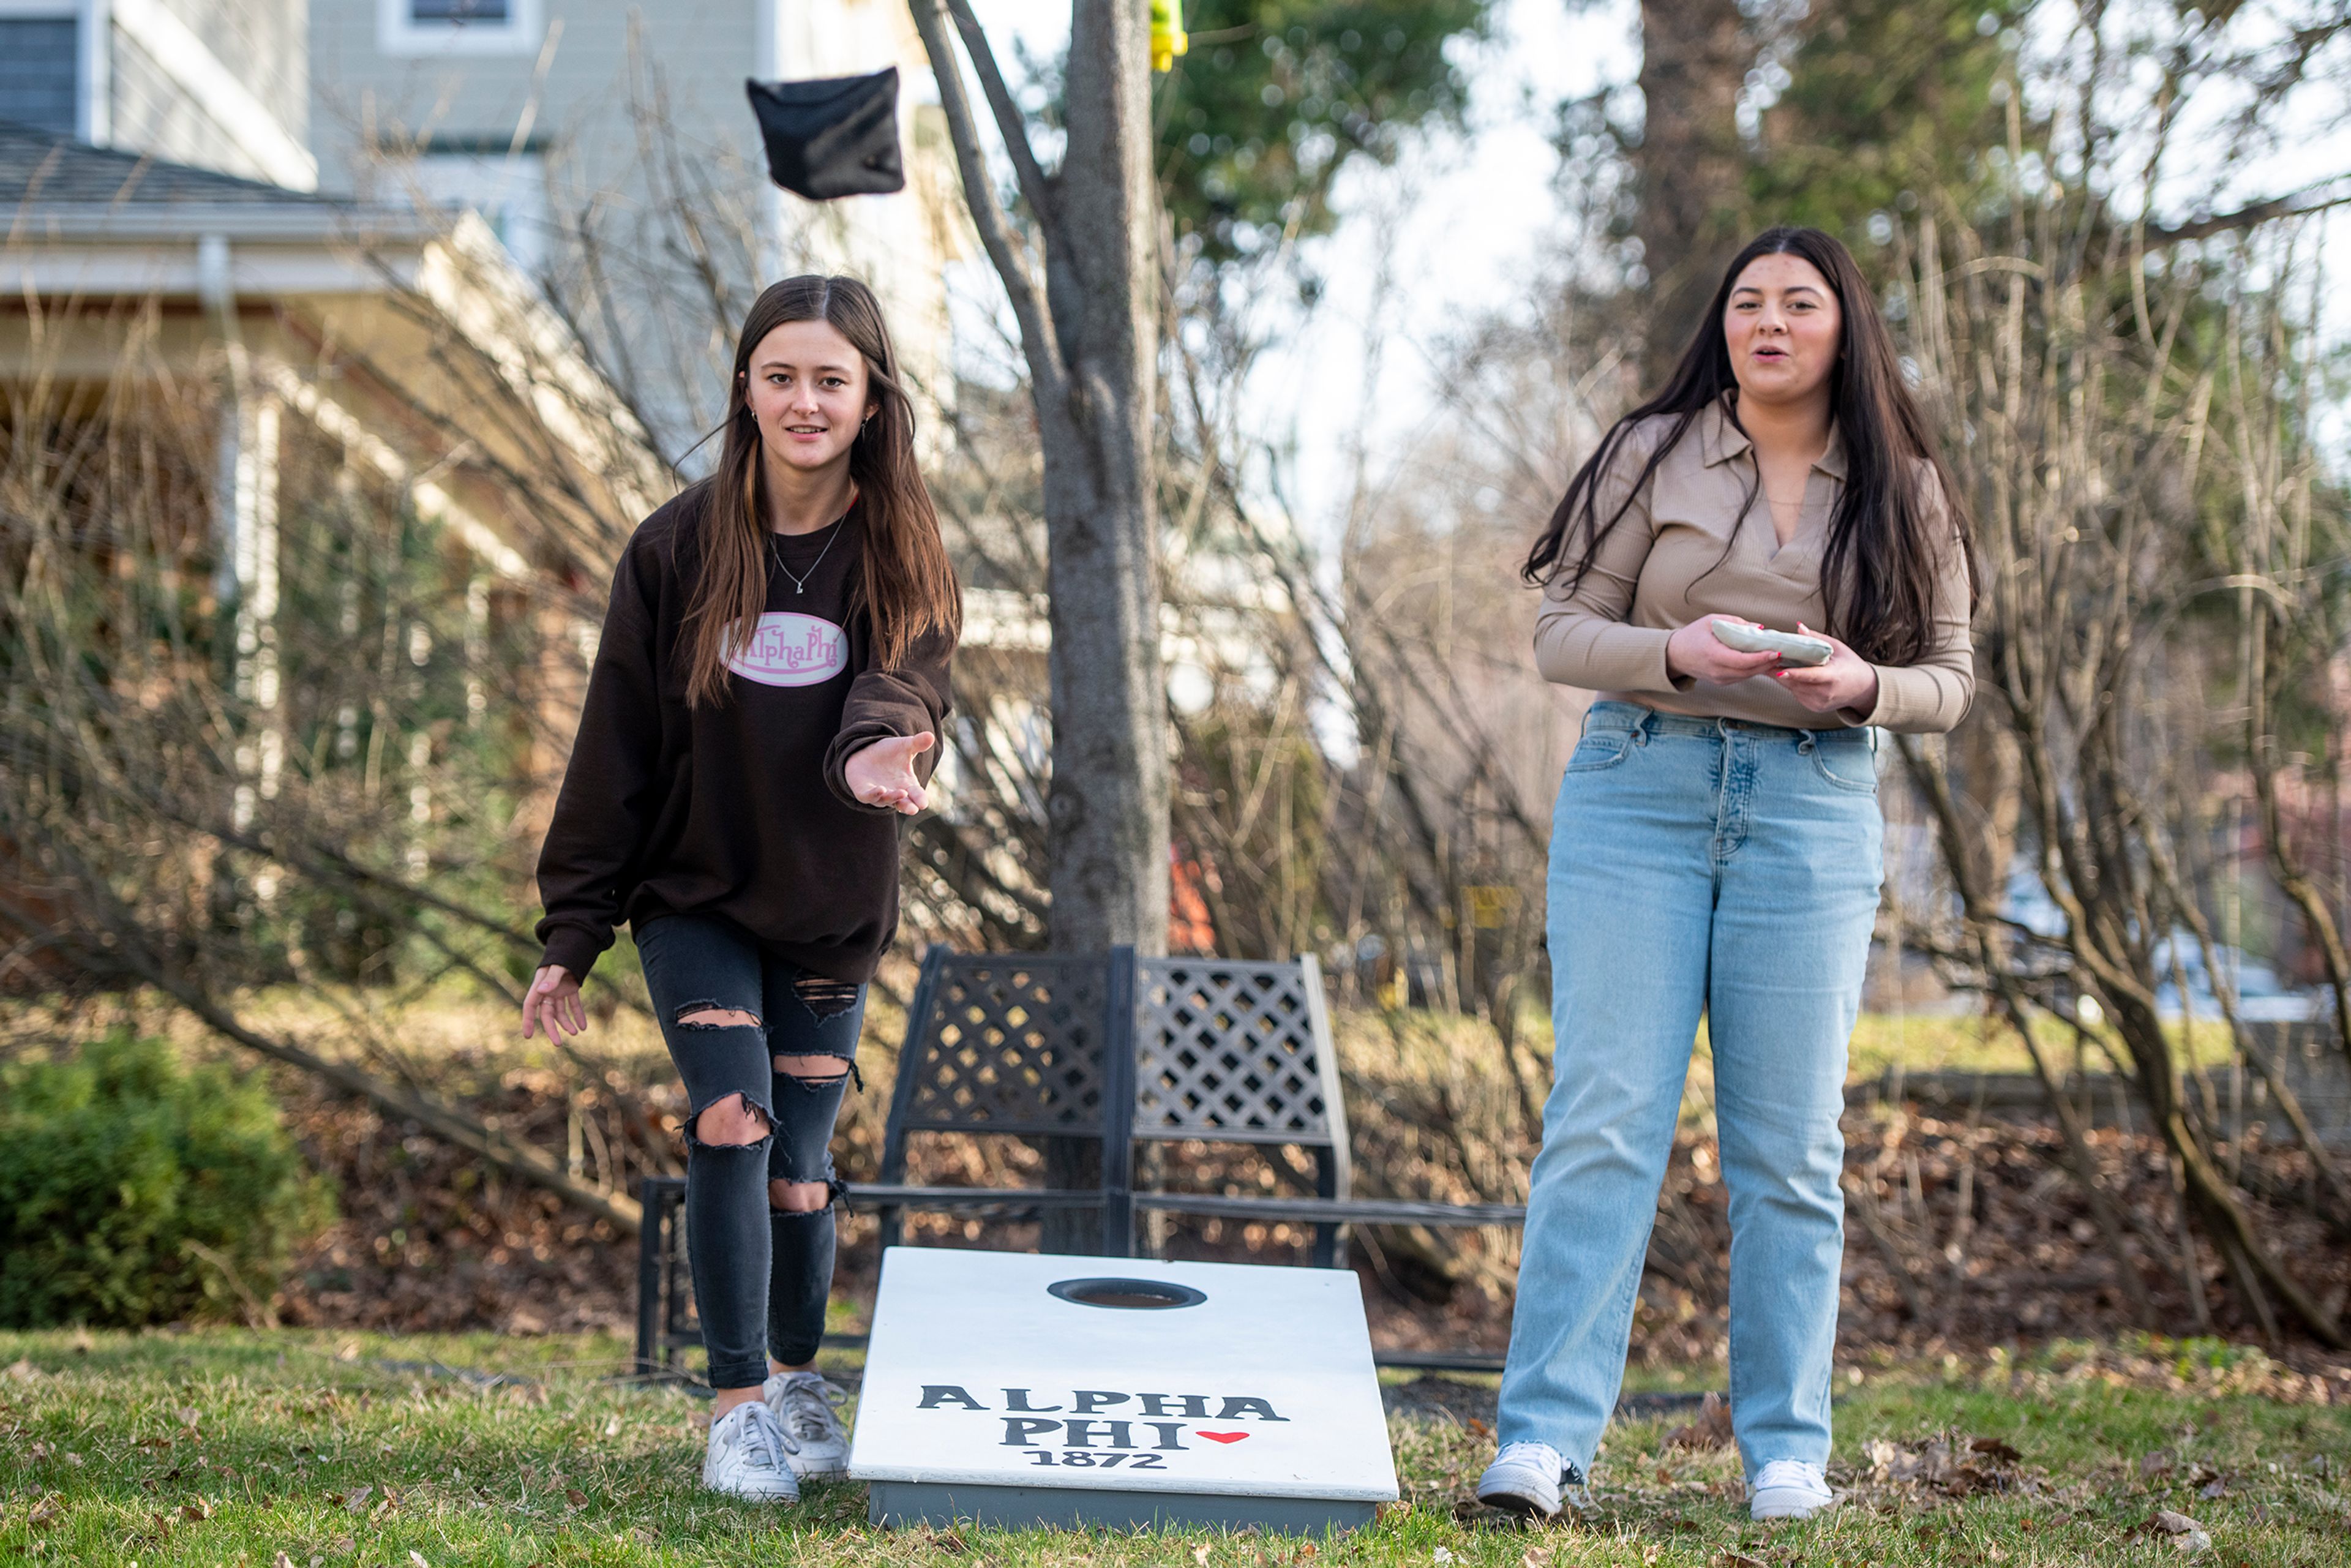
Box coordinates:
[1151,0,1187,71]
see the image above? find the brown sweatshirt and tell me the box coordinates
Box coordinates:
[534,486,954,984]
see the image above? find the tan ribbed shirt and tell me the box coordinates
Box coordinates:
[1533,399,1974,734]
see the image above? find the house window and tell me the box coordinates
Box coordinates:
[408,151,551,278]
[410,0,509,21]
[377,0,539,57]
[0,17,77,138]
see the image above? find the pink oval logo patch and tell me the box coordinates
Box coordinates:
[728,612,847,688]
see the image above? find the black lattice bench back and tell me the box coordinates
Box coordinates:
[632,945,1525,1376]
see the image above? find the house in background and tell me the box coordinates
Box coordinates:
[0,0,314,190]
[0,0,671,872]
[306,0,966,457]
[0,2,967,462]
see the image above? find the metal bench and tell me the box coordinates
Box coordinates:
[632,945,1526,1377]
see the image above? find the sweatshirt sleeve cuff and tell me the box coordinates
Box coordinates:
[824,723,912,814]
[538,925,610,983]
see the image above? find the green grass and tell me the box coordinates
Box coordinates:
[3,1330,2344,1566]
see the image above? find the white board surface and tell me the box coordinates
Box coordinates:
[848,1247,1399,1503]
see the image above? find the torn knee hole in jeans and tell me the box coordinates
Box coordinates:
[770,1176,844,1214]
[774,1052,861,1092]
[792,974,860,1019]
[688,1092,773,1149]
[677,1003,761,1030]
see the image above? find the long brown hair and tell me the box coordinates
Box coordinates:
[680,275,960,708]
[1523,227,1978,666]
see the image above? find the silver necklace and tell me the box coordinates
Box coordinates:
[768,517,844,595]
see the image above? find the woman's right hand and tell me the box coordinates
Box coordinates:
[1666,617,1787,686]
[522,964,585,1043]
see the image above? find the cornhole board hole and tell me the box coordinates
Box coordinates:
[849,1247,1399,1533]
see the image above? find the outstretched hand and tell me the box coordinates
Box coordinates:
[846,732,935,814]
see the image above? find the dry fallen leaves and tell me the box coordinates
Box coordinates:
[26,1495,60,1527]
[564,1488,588,1509]
[1859,1434,2031,1498]
[2151,1509,2211,1556]
[1665,1392,1734,1451]
[179,1499,212,1522]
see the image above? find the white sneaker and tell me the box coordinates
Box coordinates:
[763,1370,851,1479]
[702,1400,801,1501]
[1476,1440,1583,1518]
[1749,1458,1835,1520]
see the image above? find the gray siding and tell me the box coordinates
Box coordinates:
[164,0,310,149]
[103,0,308,185]
[307,1,960,457]
[310,0,763,203]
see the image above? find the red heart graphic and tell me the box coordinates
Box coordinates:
[1197,1431,1250,1444]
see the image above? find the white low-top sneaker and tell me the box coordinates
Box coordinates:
[702,1400,801,1501]
[1475,1440,1583,1519]
[1749,1458,1836,1520]
[763,1370,852,1479]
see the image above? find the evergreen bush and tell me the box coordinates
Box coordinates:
[0,1033,332,1327]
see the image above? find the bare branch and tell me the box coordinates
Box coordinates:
[905,0,1068,410]
[2143,177,2351,245]
[943,0,1063,252]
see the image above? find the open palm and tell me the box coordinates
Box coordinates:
[845,732,935,814]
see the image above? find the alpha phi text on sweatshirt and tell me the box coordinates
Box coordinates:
[534,486,953,984]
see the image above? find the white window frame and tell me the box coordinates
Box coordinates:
[407,148,552,278]
[377,0,542,59]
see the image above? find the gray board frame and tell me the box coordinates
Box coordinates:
[865,1480,1378,1534]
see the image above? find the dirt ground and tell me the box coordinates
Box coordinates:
[271,1071,2351,1383]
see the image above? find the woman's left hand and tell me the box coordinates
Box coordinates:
[846,732,935,814]
[1772,623,1880,718]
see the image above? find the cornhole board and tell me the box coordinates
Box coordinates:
[848,1247,1398,1533]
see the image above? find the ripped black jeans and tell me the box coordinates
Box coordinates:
[636,912,864,1389]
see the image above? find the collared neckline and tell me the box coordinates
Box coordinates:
[1701,395,1848,480]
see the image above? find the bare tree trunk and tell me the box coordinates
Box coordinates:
[1633,0,1753,384]
[1041,0,1171,956]
[909,0,1168,1250]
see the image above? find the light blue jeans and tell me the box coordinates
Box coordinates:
[1498,700,1883,1477]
